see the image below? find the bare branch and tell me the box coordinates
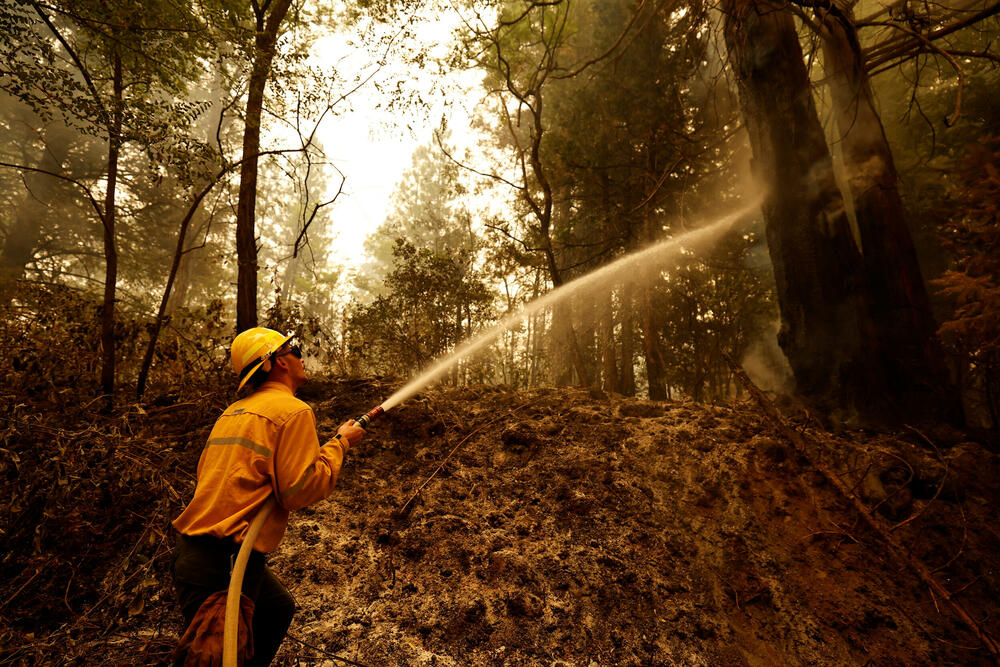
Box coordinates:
[628,156,684,214]
[293,171,344,258]
[433,129,525,191]
[498,1,564,27]
[864,0,1000,71]
[29,1,108,125]
[554,0,651,79]
[868,19,967,124]
[0,160,103,220]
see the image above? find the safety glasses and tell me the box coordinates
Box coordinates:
[275,344,302,359]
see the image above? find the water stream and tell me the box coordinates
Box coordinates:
[380,199,762,411]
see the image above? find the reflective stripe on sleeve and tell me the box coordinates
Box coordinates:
[206,437,272,457]
[281,465,316,499]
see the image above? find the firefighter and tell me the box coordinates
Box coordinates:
[171,327,365,666]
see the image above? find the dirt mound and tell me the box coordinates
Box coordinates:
[266,383,999,666]
[2,380,997,666]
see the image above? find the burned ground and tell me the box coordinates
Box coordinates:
[1,380,998,665]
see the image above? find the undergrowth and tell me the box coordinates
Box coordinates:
[0,288,333,665]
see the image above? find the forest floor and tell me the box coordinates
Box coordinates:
[1,378,999,666]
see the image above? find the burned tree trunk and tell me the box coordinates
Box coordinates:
[814,2,960,422]
[722,0,885,417]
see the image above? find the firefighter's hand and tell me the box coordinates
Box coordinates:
[336,419,366,451]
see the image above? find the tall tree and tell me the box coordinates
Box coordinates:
[235,0,294,332]
[535,0,735,397]
[464,0,600,385]
[360,141,477,300]
[99,46,123,403]
[0,0,210,405]
[807,0,960,420]
[722,0,885,417]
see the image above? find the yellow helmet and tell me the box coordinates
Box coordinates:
[231,327,294,391]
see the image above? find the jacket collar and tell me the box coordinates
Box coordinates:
[256,381,294,396]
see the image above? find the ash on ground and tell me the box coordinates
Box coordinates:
[259,381,1000,666]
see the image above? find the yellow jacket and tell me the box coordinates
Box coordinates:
[172,382,345,552]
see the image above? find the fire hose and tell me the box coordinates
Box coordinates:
[223,497,274,667]
[222,405,386,667]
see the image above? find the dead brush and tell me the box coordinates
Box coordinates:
[0,385,227,666]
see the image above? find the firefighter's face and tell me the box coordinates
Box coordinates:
[274,344,307,388]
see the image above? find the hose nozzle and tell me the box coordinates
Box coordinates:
[355,405,384,429]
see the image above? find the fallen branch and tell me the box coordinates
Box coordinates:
[724,356,1000,660]
[284,632,370,666]
[396,404,529,517]
[891,425,951,533]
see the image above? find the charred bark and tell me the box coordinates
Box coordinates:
[722,0,886,418]
[814,2,961,423]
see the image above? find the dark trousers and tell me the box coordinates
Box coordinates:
[172,533,295,667]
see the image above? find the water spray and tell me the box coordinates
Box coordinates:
[348,198,762,430]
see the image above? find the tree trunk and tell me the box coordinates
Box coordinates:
[235,0,293,333]
[637,213,667,400]
[100,51,123,409]
[722,0,885,417]
[165,248,192,314]
[528,270,542,387]
[0,124,75,307]
[597,171,618,394]
[279,252,299,305]
[568,311,593,386]
[619,283,636,396]
[550,300,575,386]
[640,285,667,400]
[136,181,218,399]
[600,288,617,394]
[452,303,462,386]
[816,2,961,423]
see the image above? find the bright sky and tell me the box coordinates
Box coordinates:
[305,9,486,261]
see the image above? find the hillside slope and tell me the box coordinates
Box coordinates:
[270,381,1000,666]
[1,380,997,666]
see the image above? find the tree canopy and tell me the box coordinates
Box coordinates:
[0,0,996,424]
